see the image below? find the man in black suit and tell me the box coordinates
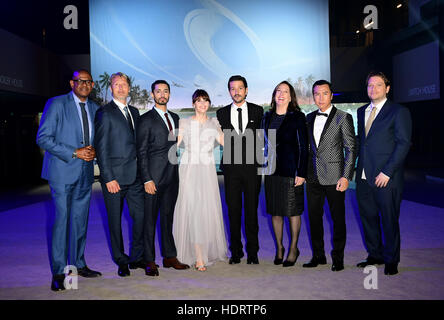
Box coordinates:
[303,80,356,271]
[355,72,412,275]
[136,80,189,276]
[94,72,145,277]
[216,75,264,264]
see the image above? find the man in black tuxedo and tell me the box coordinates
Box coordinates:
[355,72,412,275]
[303,80,356,271]
[216,75,264,264]
[94,72,145,277]
[136,80,189,276]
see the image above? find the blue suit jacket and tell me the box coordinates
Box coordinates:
[355,100,412,188]
[37,92,100,184]
[94,101,140,185]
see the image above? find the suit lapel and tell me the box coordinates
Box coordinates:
[307,111,317,151]
[366,100,390,138]
[67,93,84,142]
[318,106,337,147]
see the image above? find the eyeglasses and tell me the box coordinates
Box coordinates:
[72,79,93,86]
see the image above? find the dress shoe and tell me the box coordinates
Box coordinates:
[283,248,300,267]
[331,260,344,272]
[302,255,327,268]
[163,257,190,269]
[384,263,399,275]
[129,260,146,270]
[274,247,285,265]
[118,264,130,277]
[229,256,241,264]
[145,261,159,276]
[77,266,102,278]
[356,256,385,268]
[51,274,65,292]
[247,255,259,264]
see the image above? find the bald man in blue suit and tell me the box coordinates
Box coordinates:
[37,70,102,291]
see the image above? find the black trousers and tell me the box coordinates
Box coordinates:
[306,182,346,261]
[143,181,179,262]
[356,179,402,264]
[101,179,145,266]
[223,165,261,257]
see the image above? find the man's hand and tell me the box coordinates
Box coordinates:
[144,181,157,195]
[375,172,390,188]
[76,146,95,161]
[106,180,120,194]
[294,176,305,187]
[336,177,349,192]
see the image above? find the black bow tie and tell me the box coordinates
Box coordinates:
[316,112,328,117]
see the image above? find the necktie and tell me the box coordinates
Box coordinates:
[123,106,134,134]
[316,112,328,117]
[237,108,243,134]
[79,102,90,146]
[365,106,377,136]
[164,113,173,132]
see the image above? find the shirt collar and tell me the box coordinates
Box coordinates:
[113,98,127,110]
[231,101,247,110]
[154,106,169,116]
[318,104,333,115]
[368,98,387,111]
[72,91,88,105]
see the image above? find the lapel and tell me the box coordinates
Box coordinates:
[318,106,337,147]
[66,93,84,142]
[307,111,317,151]
[110,101,129,126]
[246,102,254,130]
[152,108,170,134]
[224,105,235,131]
[366,100,390,139]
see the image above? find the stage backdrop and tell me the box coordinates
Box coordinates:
[89,0,330,111]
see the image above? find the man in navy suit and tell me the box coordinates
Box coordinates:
[37,69,102,291]
[355,71,412,275]
[136,80,190,276]
[94,72,145,277]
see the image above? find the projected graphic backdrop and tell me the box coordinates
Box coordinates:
[89,0,330,111]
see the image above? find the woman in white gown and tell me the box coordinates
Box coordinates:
[173,89,228,271]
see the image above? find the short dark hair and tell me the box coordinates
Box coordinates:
[270,80,300,113]
[110,72,131,87]
[312,79,332,95]
[192,89,211,105]
[227,75,248,90]
[366,71,390,87]
[151,80,170,93]
[72,69,92,80]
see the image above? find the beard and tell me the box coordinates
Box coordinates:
[154,97,169,105]
[232,94,246,104]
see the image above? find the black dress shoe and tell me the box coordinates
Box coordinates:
[247,256,259,264]
[51,274,65,292]
[331,260,344,271]
[229,256,241,264]
[384,263,399,275]
[129,260,146,270]
[356,256,385,268]
[145,262,159,276]
[302,256,327,268]
[283,248,300,267]
[118,264,130,277]
[77,266,102,278]
[274,247,285,265]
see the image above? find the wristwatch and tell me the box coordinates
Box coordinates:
[72,151,77,158]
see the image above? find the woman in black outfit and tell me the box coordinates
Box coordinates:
[262,80,308,267]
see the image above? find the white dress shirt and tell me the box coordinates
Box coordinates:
[113,98,134,128]
[362,98,387,180]
[154,106,175,132]
[230,101,248,134]
[313,104,333,148]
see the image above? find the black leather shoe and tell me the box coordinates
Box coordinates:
[302,256,327,268]
[283,248,300,267]
[384,263,399,275]
[145,262,159,276]
[356,256,384,268]
[51,274,65,292]
[331,260,344,271]
[247,256,259,264]
[118,264,130,277]
[229,256,241,264]
[77,266,102,278]
[129,260,146,270]
[274,247,285,265]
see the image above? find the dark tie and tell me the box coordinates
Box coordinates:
[123,106,134,134]
[237,108,243,134]
[164,113,173,132]
[79,102,90,146]
[316,112,328,117]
